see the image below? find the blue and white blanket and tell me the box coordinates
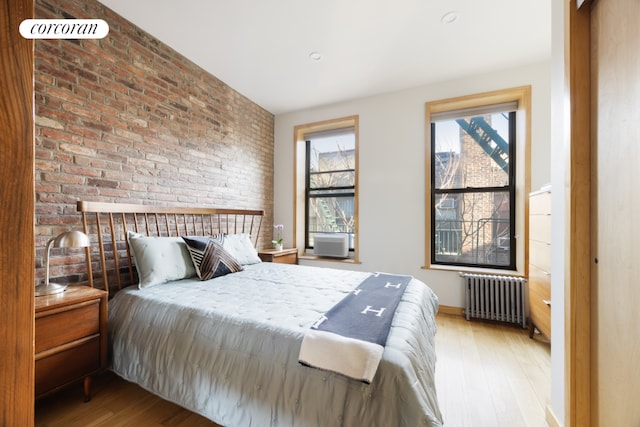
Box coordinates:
[298,272,411,383]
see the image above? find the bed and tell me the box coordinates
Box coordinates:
[77,201,443,427]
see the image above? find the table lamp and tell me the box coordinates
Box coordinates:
[35,230,90,297]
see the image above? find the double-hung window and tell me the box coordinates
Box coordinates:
[294,116,359,261]
[304,128,355,251]
[425,87,530,272]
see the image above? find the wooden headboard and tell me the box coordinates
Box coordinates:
[77,201,264,295]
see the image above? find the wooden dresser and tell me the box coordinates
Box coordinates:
[258,247,298,264]
[35,286,108,401]
[528,187,552,339]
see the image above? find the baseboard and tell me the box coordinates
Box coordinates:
[438,305,464,316]
[545,405,562,427]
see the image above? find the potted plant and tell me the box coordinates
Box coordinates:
[272,224,284,251]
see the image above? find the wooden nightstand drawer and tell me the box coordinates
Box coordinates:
[271,252,297,264]
[35,300,100,354]
[35,335,100,396]
[258,248,298,264]
[35,286,107,401]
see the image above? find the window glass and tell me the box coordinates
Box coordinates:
[305,130,355,250]
[434,112,510,189]
[431,110,515,269]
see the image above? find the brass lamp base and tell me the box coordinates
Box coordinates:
[35,283,68,297]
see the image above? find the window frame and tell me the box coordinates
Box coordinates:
[304,138,356,251]
[294,116,360,263]
[430,111,517,270]
[424,87,531,275]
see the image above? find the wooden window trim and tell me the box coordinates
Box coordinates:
[293,116,360,263]
[424,86,531,275]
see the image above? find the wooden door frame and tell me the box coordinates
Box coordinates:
[0,0,35,424]
[567,0,592,426]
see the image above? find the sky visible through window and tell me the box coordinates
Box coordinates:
[308,133,355,169]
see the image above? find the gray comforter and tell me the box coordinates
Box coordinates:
[108,262,443,426]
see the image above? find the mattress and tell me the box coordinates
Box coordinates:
[108,262,443,426]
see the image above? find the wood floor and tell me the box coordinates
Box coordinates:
[434,313,550,427]
[34,313,550,426]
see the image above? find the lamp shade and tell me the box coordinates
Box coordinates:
[51,230,90,249]
[35,230,91,297]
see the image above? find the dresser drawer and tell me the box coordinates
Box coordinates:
[529,293,551,339]
[529,190,551,215]
[529,214,551,244]
[35,299,100,354]
[35,335,100,397]
[529,240,551,273]
[529,187,552,340]
[529,264,551,300]
[528,264,551,339]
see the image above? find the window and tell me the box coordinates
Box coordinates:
[294,116,359,261]
[425,87,530,273]
[305,130,355,250]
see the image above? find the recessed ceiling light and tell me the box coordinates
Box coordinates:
[309,51,322,61]
[441,11,458,24]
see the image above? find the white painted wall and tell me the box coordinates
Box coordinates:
[549,0,567,423]
[274,62,551,308]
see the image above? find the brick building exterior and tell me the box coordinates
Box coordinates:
[458,115,509,259]
[435,114,511,265]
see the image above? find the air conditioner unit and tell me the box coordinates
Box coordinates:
[438,198,456,209]
[497,236,510,250]
[314,233,349,258]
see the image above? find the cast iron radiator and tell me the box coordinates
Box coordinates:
[462,273,527,328]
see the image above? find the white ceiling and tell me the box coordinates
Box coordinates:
[97,0,551,115]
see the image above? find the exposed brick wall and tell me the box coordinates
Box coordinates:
[34,0,274,286]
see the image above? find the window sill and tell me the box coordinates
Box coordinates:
[299,254,361,265]
[421,263,523,277]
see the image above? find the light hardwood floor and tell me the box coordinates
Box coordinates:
[35,313,550,426]
[434,313,550,427]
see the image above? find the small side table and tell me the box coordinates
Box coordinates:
[35,285,108,402]
[258,247,298,264]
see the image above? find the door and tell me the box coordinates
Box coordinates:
[592,0,640,424]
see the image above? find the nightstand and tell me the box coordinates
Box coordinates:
[258,248,298,264]
[35,285,108,402]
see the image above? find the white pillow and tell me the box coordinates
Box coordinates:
[127,231,197,288]
[222,233,262,265]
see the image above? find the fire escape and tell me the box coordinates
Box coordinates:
[455,116,509,173]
